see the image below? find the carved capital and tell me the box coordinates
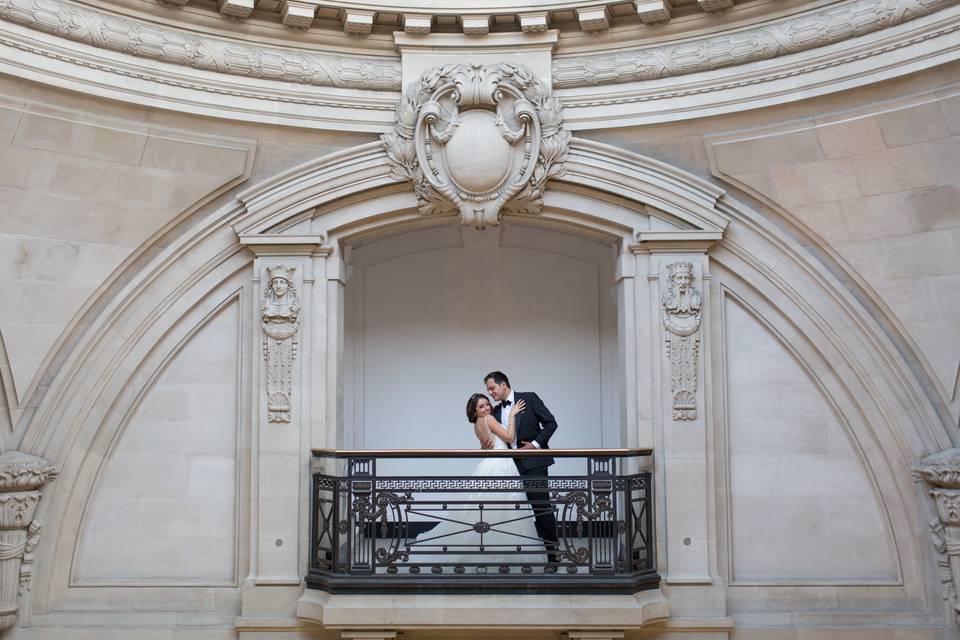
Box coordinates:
[0,452,57,630]
[382,62,570,229]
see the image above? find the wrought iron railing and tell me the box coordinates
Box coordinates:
[308,448,657,593]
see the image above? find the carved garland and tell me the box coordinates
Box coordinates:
[661,262,702,421]
[382,62,570,228]
[553,0,958,89]
[0,0,401,91]
[261,265,300,423]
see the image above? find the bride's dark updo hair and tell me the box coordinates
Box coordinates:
[466,393,490,424]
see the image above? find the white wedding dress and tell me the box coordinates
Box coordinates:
[407,435,547,571]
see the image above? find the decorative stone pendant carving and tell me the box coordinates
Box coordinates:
[261,266,300,423]
[913,448,960,624]
[382,62,570,228]
[661,262,702,421]
[0,451,58,630]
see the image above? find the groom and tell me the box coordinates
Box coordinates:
[485,371,560,567]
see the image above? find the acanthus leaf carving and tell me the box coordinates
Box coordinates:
[382,62,570,228]
[661,262,702,421]
[261,265,300,424]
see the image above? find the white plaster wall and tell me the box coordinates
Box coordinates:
[344,224,618,477]
[74,301,240,583]
[724,298,897,582]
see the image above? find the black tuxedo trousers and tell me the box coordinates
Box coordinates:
[494,391,560,563]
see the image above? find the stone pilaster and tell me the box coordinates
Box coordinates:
[913,448,960,625]
[0,451,57,629]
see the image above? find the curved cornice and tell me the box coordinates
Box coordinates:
[0,0,958,129]
[0,0,401,91]
[552,0,956,88]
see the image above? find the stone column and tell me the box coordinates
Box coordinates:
[0,451,57,629]
[913,448,960,625]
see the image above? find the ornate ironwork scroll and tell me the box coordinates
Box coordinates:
[261,265,300,423]
[307,450,657,593]
[661,262,702,421]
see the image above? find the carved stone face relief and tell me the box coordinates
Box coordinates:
[382,62,571,229]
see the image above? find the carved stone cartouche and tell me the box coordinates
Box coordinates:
[382,62,570,229]
[0,451,58,630]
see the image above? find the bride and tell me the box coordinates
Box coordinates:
[407,393,547,571]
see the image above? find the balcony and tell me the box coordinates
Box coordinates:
[308,448,657,594]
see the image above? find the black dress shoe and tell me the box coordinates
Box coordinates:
[543,564,558,574]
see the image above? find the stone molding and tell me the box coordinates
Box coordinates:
[0,0,957,129]
[0,0,401,91]
[559,3,960,127]
[553,0,957,89]
[382,62,571,228]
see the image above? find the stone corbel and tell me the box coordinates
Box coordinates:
[913,448,960,624]
[0,452,58,630]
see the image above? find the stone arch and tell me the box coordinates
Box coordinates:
[14,137,952,627]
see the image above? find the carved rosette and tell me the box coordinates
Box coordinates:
[660,262,702,421]
[382,62,571,229]
[913,448,960,624]
[0,451,58,630]
[261,266,301,423]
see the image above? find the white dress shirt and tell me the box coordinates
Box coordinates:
[501,390,540,448]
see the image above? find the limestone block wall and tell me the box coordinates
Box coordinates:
[705,80,960,404]
[724,298,897,582]
[75,301,240,583]
[0,96,252,436]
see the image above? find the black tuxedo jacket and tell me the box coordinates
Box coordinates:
[493,391,557,472]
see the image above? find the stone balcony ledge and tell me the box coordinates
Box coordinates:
[296,589,671,628]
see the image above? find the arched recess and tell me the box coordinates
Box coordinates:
[12,137,953,626]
